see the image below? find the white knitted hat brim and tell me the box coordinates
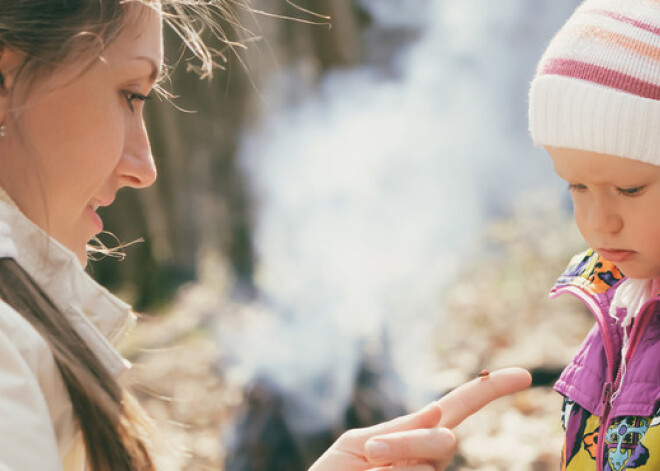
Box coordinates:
[529,75,660,166]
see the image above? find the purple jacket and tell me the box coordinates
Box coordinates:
[551,249,660,471]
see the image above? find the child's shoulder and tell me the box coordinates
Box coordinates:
[553,249,625,297]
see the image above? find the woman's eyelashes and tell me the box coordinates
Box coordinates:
[122,90,151,113]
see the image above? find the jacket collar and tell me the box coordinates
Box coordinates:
[552,249,660,417]
[0,186,134,377]
[551,249,660,321]
[551,249,625,300]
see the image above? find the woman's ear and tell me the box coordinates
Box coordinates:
[0,46,26,124]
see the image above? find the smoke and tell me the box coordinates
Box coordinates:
[223,0,579,434]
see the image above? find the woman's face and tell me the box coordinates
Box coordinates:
[0,5,163,266]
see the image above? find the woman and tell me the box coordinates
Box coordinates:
[0,1,530,469]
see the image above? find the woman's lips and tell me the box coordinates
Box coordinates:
[86,205,103,232]
[597,248,636,263]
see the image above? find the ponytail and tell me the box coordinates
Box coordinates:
[0,257,154,470]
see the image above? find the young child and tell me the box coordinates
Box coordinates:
[529,0,660,469]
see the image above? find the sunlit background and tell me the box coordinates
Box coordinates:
[95,1,597,469]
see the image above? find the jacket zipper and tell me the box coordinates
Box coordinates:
[596,323,634,470]
[598,381,612,470]
[550,286,616,470]
[597,381,617,469]
[552,286,659,470]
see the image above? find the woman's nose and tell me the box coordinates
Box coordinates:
[117,118,157,189]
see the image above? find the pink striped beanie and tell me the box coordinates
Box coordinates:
[529,0,660,166]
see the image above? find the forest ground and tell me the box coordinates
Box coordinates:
[120,203,591,470]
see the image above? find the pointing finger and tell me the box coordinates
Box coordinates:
[435,367,531,429]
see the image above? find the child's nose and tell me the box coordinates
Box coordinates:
[586,200,622,234]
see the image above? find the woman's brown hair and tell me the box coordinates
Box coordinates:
[0,257,153,470]
[0,0,239,469]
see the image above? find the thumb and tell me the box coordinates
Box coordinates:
[364,426,457,465]
[360,401,444,437]
[325,402,443,467]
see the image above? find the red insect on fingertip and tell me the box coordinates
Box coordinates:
[478,369,490,379]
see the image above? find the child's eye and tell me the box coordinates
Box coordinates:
[616,186,645,197]
[122,90,151,113]
[568,183,587,192]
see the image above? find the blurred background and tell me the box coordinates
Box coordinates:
[93,0,597,469]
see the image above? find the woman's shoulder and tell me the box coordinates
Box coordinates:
[0,298,70,410]
[0,299,72,470]
[0,297,71,420]
[0,297,51,357]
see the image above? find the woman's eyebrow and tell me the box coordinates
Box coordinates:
[132,56,161,83]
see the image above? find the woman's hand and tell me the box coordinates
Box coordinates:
[309,367,531,471]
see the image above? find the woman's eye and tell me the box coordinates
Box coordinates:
[617,186,645,197]
[122,90,151,112]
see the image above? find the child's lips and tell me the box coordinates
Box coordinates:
[597,248,636,263]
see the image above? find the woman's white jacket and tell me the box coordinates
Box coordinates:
[0,189,135,470]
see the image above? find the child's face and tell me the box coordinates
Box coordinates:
[547,147,660,280]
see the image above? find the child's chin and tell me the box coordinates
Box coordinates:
[618,266,659,281]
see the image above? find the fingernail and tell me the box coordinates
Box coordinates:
[365,440,391,461]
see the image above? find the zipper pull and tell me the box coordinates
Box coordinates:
[602,382,613,408]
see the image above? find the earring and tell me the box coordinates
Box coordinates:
[0,125,5,138]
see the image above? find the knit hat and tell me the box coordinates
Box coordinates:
[529,0,660,166]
